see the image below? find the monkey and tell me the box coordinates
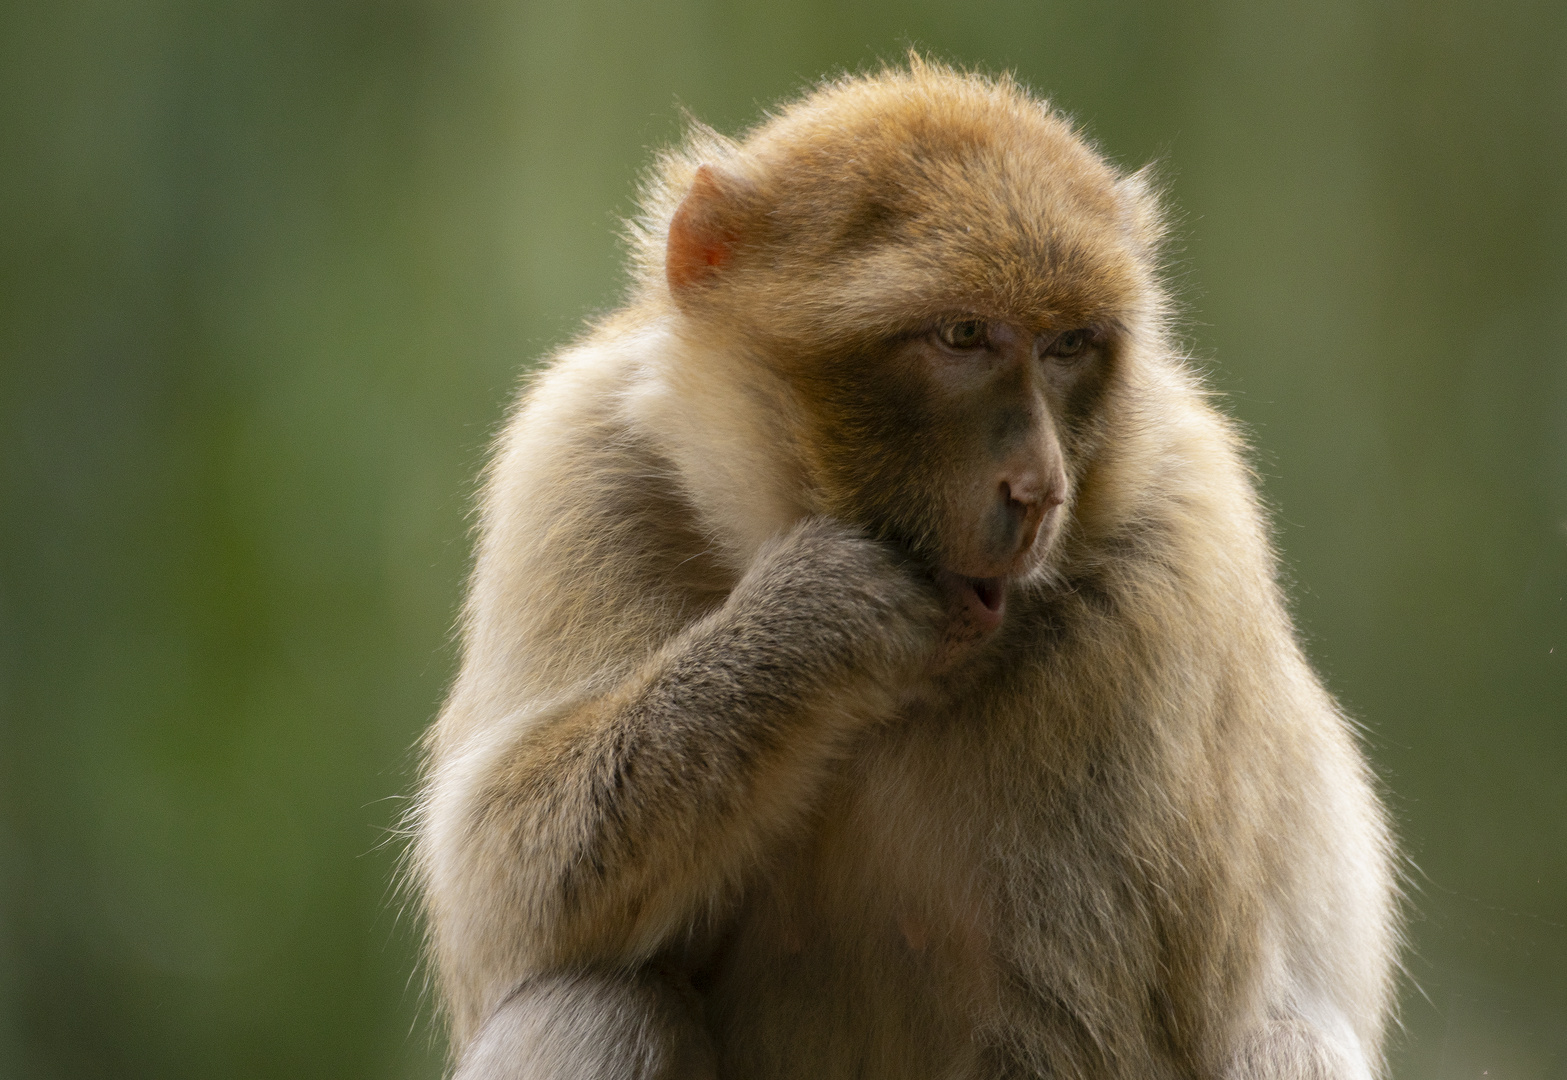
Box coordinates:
[411,58,1400,1080]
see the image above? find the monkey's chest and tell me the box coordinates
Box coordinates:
[701,759,993,1080]
[696,726,1207,1080]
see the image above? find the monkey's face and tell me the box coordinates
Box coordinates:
[796,313,1113,640]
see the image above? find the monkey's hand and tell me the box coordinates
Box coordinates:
[723,515,945,693]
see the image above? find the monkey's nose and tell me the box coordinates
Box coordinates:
[999,479,1053,557]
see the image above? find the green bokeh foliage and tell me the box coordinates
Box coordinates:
[1,1,1563,1077]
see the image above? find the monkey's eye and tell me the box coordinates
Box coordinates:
[1047,328,1092,360]
[938,320,989,350]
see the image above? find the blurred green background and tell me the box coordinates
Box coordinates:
[1,1,1563,1077]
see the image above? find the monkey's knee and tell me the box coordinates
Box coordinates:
[1225,1019,1372,1080]
[452,967,717,1080]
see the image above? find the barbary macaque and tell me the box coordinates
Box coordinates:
[412,58,1399,1080]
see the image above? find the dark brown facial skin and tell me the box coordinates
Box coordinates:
[801,317,1107,663]
[914,320,1072,577]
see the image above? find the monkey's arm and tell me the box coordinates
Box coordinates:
[418,517,938,1048]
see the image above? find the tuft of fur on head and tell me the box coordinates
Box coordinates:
[626,57,1174,342]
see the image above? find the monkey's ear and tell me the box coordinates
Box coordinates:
[666,164,751,300]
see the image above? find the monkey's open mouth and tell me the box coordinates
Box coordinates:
[935,570,1008,639]
[956,574,1007,636]
[969,576,1005,613]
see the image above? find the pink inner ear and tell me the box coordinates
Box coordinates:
[666,164,737,295]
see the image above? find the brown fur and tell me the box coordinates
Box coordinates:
[412,58,1399,1080]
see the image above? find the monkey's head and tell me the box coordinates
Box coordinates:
[645,59,1168,641]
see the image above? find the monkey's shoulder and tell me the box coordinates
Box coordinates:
[461,339,735,696]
